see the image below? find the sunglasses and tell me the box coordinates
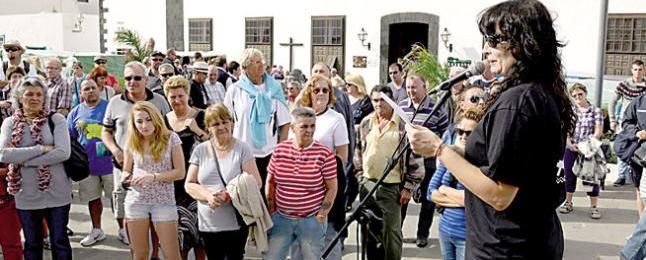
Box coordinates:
[469,95,485,104]
[124,76,144,81]
[572,92,585,98]
[95,61,107,65]
[4,47,19,52]
[152,58,164,62]
[456,128,472,137]
[371,98,384,103]
[161,73,174,78]
[484,33,509,47]
[313,88,329,94]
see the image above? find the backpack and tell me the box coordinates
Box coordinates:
[3,60,31,75]
[48,113,90,182]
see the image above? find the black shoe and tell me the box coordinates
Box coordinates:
[613,178,625,187]
[416,238,428,248]
[66,227,74,236]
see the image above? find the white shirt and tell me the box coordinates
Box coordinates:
[0,58,37,80]
[224,81,290,157]
[204,80,225,105]
[289,109,349,153]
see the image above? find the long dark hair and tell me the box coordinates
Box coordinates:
[478,0,575,135]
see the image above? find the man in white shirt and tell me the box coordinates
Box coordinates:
[1,40,37,81]
[205,64,225,105]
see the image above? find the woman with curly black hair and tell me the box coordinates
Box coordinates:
[405,0,575,259]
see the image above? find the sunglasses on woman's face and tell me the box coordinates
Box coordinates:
[484,33,509,48]
[456,128,472,137]
[469,95,485,104]
[313,87,329,94]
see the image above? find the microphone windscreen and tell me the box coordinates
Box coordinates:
[469,61,486,76]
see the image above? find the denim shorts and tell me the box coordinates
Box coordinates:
[124,203,178,222]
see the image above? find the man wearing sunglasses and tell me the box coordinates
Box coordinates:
[398,72,449,248]
[145,51,166,96]
[1,40,36,81]
[92,55,123,94]
[387,63,407,104]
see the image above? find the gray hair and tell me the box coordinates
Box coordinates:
[11,76,49,110]
[159,63,174,72]
[44,56,62,67]
[290,107,316,123]
[125,61,147,74]
[240,48,266,69]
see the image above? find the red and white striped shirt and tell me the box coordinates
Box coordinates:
[268,139,337,219]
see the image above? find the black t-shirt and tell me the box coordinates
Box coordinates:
[464,82,565,259]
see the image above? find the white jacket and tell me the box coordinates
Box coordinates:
[573,137,608,185]
[227,172,273,252]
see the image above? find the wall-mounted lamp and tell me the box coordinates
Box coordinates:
[440,27,453,52]
[72,13,85,32]
[357,28,371,50]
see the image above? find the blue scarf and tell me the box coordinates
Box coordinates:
[237,72,288,148]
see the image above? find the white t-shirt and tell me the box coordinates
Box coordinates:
[224,81,290,157]
[0,59,37,80]
[289,108,349,153]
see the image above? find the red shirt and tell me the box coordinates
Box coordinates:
[268,140,336,219]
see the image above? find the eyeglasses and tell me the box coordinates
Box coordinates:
[572,92,585,98]
[313,88,329,94]
[469,95,485,104]
[95,61,107,65]
[4,47,19,52]
[484,34,509,48]
[152,58,164,62]
[124,76,144,81]
[456,128,472,137]
[161,73,174,78]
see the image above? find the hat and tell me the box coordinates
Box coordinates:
[192,61,209,73]
[150,50,165,58]
[3,40,25,51]
[94,55,107,62]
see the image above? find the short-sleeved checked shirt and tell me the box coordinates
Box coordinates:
[572,104,602,144]
[47,75,72,112]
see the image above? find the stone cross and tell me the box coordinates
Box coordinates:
[279,37,304,72]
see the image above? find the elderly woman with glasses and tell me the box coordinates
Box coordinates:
[0,76,72,259]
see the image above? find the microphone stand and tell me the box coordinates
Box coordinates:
[322,87,452,259]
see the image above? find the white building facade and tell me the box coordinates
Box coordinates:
[98,0,646,87]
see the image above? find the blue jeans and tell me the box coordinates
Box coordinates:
[263,213,327,260]
[439,231,465,260]
[618,159,630,180]
[621,199,646,260]
[18,204,72,260]
[290,224,341,260]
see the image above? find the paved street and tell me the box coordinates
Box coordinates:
[1,164,640,260]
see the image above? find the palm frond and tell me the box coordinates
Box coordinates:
[114,29,149,62]
[401,43,449,90]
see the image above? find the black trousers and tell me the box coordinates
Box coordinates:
[255,154,272,203]
[401,161,435,240]
[200,226,248,260]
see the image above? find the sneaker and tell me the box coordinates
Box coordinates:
[80,228,106,247]
[66,227,74,236]
[559,201,574,214]
[43,238,51,250]
[613,177,626,187]
[118,229,129,245]
[416,238,429,248]
[590,206,601,219]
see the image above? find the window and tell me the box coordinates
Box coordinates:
[188,18,213,52]
[311,16,345,75]
[605,14,646,76]
[245,17,273,66]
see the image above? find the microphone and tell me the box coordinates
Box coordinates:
[430,61,486,94]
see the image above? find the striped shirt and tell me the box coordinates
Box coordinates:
[46,75,72,112]
[268,139,337,219]
[428,129,466,240]
[399,96,449,136]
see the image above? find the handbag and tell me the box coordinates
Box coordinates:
[633,142,646,167]
[48,113,90,182]
[208,141,246,227]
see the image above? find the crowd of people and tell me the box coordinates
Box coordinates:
[2,0,646,260]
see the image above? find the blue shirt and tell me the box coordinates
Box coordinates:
[428,128,466,240]
[67,100,113,175]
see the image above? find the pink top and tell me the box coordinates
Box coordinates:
[125,132,182,205]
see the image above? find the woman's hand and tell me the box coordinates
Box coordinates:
[0,101,11,109]
[131,174,154,186]
[208,190,228,209]
[405,124,442,157]
[566,143,580,153]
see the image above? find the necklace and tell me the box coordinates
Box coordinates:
[212,138,233,151]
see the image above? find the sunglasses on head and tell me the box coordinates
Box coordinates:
[161,73,174,78]
[484,33,509,47]
[456,128,472,137]
[4,47,19,52]
[313,88,329,94]
[124,76,143,81]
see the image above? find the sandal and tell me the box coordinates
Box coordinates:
[559,201,573,214]
[590,206,601,219]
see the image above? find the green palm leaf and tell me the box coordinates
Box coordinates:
[401,43,449,91]
[114,29,152,62]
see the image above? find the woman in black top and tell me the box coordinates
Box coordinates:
[405,0,575,259]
